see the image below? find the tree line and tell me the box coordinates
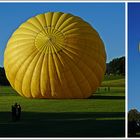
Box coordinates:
[128,109,140,122]
[128,108,140,137]
[106,56,125,75]
[0,56,125,86]
[0,67,10,86]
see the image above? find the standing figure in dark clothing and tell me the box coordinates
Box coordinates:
[14,103,18,120]
[17,104,21,120]
[11,103,21,121]
[108,86,110,92]
[11,105,16,121]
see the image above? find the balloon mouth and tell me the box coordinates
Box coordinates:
[35,27,66,54]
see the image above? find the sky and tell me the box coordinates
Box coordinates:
[128,3,140,111]
[0,2,125,67]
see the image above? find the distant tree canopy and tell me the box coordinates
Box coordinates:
[106,56,125,75]
[0,56,125,86]
[128,109,140,122]
[0,67,10,86]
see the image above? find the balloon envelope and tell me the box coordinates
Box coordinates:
[4,12,106,98]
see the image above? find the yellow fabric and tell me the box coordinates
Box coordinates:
[4,12,106,99]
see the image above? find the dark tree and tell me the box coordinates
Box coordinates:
[106,56,125,75]
[0,67,10,86]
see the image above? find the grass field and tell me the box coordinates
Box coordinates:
[0,75,125,137]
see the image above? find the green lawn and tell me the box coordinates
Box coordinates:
[0,75,125,137]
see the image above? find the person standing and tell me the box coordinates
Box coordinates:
[14,103,18,120]
[11,105,16,121]
[11,103,21,121]
[17,104,21,120]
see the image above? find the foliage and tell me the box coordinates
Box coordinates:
[0,67,9,86]
[128,109,140,121]
[106,56,125,75]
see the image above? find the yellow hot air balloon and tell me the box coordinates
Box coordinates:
[4,12,106,99]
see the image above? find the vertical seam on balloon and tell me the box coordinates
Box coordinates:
[46,47,51,97]
[51,48,73,98]
[61,22,91,33]
[60,22,81,34]
[34,16,45,31]
[46,13,53,27]
[41,13,65,37]
[81,54,105,90]
[60,56,73,98]
[61,53,84,98]
[43,14,47,28]
[62,45,104,94]
[51,12,63,30]
[34,46,46,98]
[63,20,84,32]
[58,42,100,87]
[36,15,46,29]
[51,12,56,34]
[56,41,95,95]
[40,44,49,97]
[50,45,61,98]
[11,47,37,82]
[62,50,91,98]
[60,46,84,97]
[49,41,61,97]
[57,16,81,32]
[43,14,49,35]
[45,13,53,34]
[48,36,105,84]
[20,51,40,98]
[51,42,65,98]
[13,48,38,97]
[65,45,104,81]
[20,43,45,98]
[29,44,47,98]
[54,13,72,31]
[57,16,74,31]
[44,13,49,34]
[48,46,54,97]
[63,42,105,76]
[40,45,51,98]
[54,13,65,30]
[50,12,54,34]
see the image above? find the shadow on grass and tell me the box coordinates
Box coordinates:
[0,111,125,137]
[89,95,125,100]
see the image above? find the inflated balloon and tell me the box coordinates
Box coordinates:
[4,12,106,99]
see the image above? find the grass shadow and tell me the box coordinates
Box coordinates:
[88,95,125,100]
[0,111,125,137]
